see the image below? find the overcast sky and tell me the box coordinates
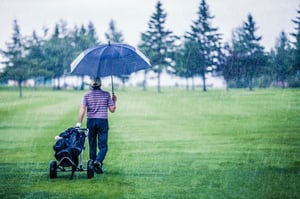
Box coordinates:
[0,0,299,52]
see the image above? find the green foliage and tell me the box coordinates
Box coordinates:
[104,19,129,88]
[184,0,222,92]
[269,31,293,88]
[139,1,178,92]
[290,6,300,86]
[0,88,300,198]
[224,14,268,90]
[42,21,79,89]
[0,20,30,97]
[105,19,124,43]
[1,2,300,96]
[0,20,99,92]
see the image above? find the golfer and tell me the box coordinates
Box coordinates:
[76,77,116,174]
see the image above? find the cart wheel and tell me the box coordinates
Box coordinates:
[87,159,94,179]
[50,160,57,178]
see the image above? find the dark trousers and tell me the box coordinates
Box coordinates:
[87,118,108,163]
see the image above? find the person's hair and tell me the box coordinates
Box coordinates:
[90,77,101,88]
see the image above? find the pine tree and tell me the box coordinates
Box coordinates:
[230,14,267,90]
[184,0,222,92]
[105,19,124,43]
[173,43,195,91]
[139,1,177,92]
[290,6,300,86]
[270,31,292,88]
[42,20,74,89]
[71,22,98,90]
[0,19,29,97]
[26,30,52,88]
[104,19,128,90]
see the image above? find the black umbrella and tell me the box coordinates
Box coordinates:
[70,42,151,94]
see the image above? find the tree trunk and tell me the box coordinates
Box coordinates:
[226,80,230,91]
[249,78,253,91]
[57,78,61,90]
[18,80,22,98]
[122,79,125,91]
[202,73,207,92]
[192,76,195,91]
[80,75,84,90]
[33,78,37,90]
[281,81,285,89]
[186,77,189,91]
[143,71,147,91]
[157,72,161,93]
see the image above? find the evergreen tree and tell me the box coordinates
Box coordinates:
[230,14,267,90]
[43,21,74,89]
[87,21,98,45]
[218,42,237,90]
[173,42,195,90]
[139,1,178,92]
[104,19,128,90]
[184,0,222,92]
[26,30,52,88]
[0,19,29,97]
[270,31,292,88]
[105,19,124,43]
[71,22,98,90]
[73,22,98,53]
[290,6,300,87]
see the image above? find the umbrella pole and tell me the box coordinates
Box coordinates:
[111,75,114,95]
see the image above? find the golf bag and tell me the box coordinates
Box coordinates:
[53,127,86,167]
[50,127,94,179]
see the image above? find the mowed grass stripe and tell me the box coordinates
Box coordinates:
[108,88,300,198]
[0,88,299,198]
[0,90,84,198]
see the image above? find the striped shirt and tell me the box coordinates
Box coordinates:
[82,89,114,119]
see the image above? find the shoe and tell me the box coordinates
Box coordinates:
[94,161,103,174]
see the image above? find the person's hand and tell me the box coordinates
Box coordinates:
[112,94,117,103]
[76,123,81,128]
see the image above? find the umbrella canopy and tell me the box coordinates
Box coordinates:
[70,43,151,77]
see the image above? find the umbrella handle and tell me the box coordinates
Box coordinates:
[111,75,115,95]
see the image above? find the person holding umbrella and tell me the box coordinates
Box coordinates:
[71,42,150,175]
[76,77,116,174]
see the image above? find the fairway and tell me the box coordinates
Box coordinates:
[0,88,300,198]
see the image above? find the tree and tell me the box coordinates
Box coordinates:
[218,42,237,90]
[139,1,178,92]
[184,0,222,92]
[290,6,300,87]
[173,42,195,90]
[71,22,98,89]
[87,21,98,45]
[0,19,29,97]
[229,14,267,90]
[72,22,98,53]
[105,19,124,43]
[104,19,129,90]
[25,29,54,88]
[43,21,74,89]
[270,31,292,88]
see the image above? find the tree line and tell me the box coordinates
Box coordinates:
[1,0,300,97]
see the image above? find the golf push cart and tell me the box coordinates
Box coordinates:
[49,127,94,179]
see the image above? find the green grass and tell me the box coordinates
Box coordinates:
[0,87,300,198]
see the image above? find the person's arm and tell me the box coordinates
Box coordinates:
[76,104,86,127]
[109,94,117,113]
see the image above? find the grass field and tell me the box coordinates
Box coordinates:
[0,87,300,199]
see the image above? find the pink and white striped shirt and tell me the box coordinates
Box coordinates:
[82,89,114,119]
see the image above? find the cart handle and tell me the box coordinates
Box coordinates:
[75,127,89,135]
